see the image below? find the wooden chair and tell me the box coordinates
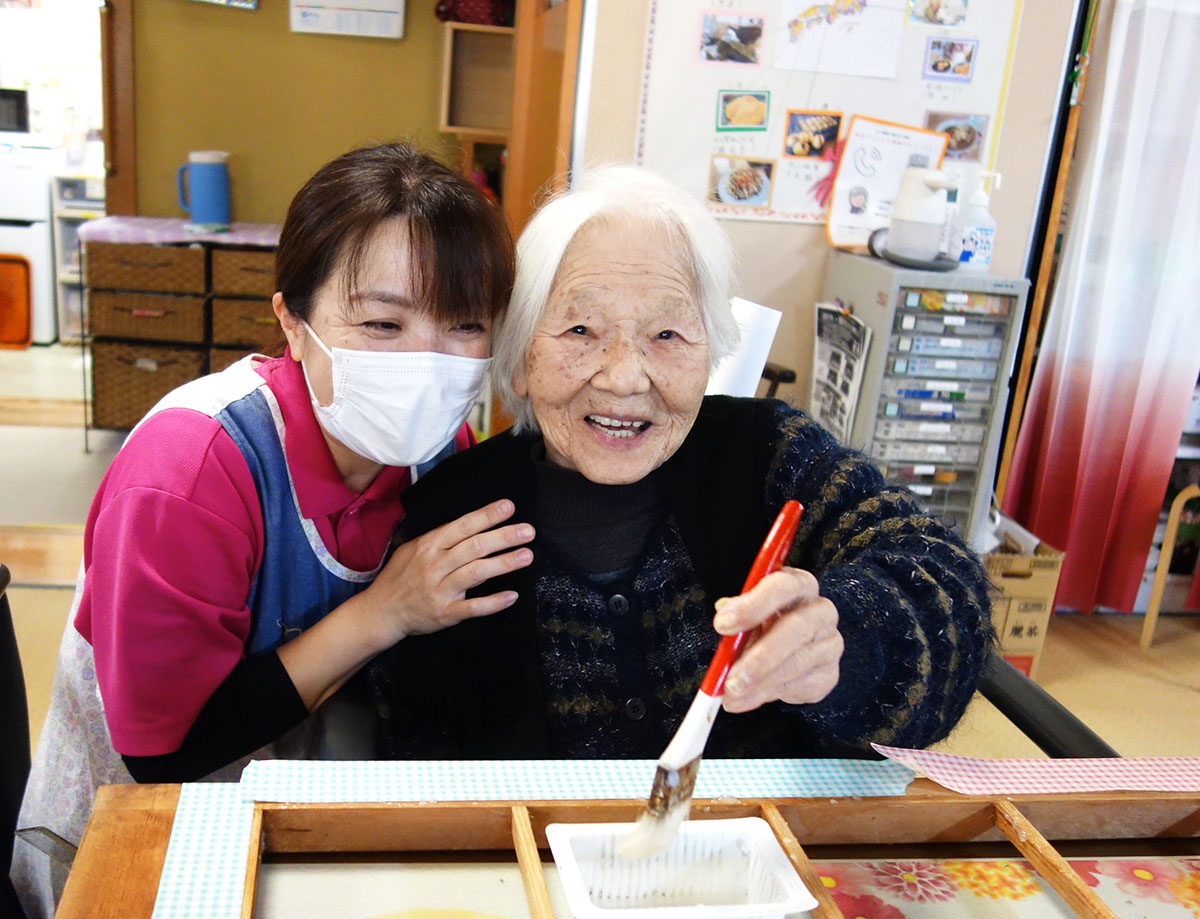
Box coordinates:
[1140,482,1200,648]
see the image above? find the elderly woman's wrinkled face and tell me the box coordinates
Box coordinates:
[513,219,711,484]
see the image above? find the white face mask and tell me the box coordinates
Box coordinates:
[300,322,490,468]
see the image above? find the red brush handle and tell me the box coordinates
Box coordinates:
[700,499,804,697]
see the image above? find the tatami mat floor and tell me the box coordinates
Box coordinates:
[2,345,1198,765]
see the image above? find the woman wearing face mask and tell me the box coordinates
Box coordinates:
[12,143,535,919]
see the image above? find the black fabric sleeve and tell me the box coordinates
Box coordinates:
[122,650,310,784]
[761,399,995,752]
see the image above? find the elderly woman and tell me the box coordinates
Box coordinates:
[367,165,994,759]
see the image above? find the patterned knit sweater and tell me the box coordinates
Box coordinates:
[366,396,995,759]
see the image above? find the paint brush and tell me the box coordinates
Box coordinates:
[619,499,804,859]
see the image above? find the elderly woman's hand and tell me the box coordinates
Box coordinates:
[364,499,535,645]
[711,568,843,712]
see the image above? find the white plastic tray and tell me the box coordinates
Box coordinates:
[545,817,818,918]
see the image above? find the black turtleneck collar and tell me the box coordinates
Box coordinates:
[530,441,667,577]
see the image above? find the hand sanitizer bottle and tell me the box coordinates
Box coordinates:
[951,170,1000,273]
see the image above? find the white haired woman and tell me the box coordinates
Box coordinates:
[366,165,995,759]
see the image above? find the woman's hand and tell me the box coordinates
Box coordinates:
[363,498,535,646]
[711,567,843,713]
[278,499,534,711]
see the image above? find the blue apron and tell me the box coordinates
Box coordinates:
[216,367,456,654]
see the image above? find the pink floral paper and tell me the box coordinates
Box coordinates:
[813,856,1200,917]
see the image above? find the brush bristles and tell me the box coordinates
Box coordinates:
[619,800,690,860]
[618,758,700,860]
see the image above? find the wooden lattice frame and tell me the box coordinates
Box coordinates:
[238,787,1200,919]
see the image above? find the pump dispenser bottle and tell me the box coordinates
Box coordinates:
[951,170,1000,272]
[886,154,957,262]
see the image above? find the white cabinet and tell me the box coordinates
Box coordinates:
[52,174,105,344]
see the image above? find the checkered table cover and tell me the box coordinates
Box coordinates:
[874,744,1200,795]
[151,758,913,919]
[240,756,914,803]
[151,783,255,919]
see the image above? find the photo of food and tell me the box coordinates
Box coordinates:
[907,0,968,26]
[782,110,841,158]
[925,111,988,161]
[709,156,775,208]
[717,90,770,130]
[699,13,766,64]
[923,37,977,82]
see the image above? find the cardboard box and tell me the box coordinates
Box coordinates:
[984,518,1065,680]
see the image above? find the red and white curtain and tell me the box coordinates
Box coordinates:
[1003,0,1200,613]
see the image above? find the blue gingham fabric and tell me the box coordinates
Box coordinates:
[151,783,255,919]
[240,757,914,803]
[151,759,914,919]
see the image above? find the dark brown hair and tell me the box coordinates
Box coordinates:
[274,142,513,331]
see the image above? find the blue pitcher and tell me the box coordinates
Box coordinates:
[177,151,231,231]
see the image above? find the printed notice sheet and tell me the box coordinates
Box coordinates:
[812,302,873,443]
[825,115,948,249]
[290,0,405,38]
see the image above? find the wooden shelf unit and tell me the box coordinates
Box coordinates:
[439,22,515,137]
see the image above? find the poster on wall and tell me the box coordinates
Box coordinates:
[187,0,258,8]
[636,0,1022,228]
[825,115,948,249]
[774,0,906,79]
[290,0,405,38]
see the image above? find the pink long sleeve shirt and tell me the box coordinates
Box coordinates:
[74,353,473,756]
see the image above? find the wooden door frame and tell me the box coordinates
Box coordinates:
[99,0,136,215]
[993,0,1099,503]
[504,0,583,237]
[490,0,583,434]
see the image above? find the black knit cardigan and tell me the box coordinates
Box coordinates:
[365,396,995,760]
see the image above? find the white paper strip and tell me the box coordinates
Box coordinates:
[706,297,783,398]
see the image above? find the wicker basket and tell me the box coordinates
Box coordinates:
[211,297,277,347]
[91,341,206,430]
[208,347,252,374]
[211,248,276,297]
[89,291,206,344]
[85,242,206,293]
